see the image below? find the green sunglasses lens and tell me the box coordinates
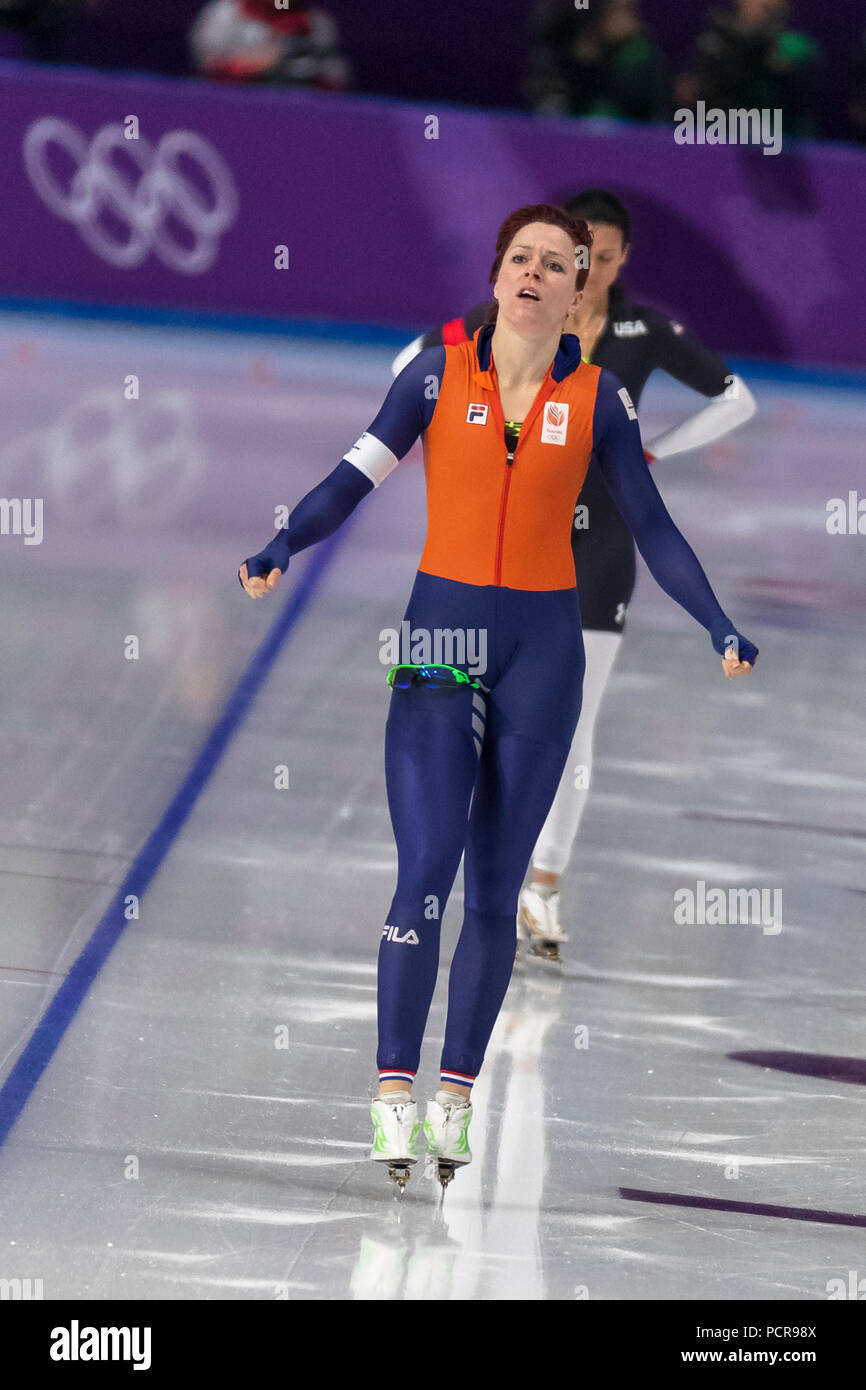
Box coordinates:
[387,664,480,692]
[387,665,417,689]
[421,665,465,688]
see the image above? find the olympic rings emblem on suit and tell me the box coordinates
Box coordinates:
[23,118,239,274]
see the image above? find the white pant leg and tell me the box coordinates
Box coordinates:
[531,629,622,876]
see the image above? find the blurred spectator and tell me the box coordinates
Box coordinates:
[849,31,866,144]
[0,0,90,59]
[526,0,670,123]
[189,0,349,89]
[677,0,823,138]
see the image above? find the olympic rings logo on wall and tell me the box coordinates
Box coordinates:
[23,118,239,274]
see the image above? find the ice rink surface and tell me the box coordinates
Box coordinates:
[0,312,863,1300]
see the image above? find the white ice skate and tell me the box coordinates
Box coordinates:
[423,1091,473,1189]
[370,1092,420,1189]
[517,885,569,964]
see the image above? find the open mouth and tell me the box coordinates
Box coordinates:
[517,288,540,301]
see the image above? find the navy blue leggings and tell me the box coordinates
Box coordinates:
[377,572,585,1085]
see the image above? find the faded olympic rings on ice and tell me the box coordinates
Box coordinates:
[0,389,207,524]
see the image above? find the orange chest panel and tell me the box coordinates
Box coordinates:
[418,338,601,589]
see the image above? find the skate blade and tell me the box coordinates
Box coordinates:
[386,1161,413,1189]
[437,1161,457,1189]
[518,911,567,953]
[527,939,564,964]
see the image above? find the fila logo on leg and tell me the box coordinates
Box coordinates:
[382,925,420,945]
[466,403,489,425]
[541,400,569,444]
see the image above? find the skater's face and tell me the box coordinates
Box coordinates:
[493,222,582,334]
[574,221,629,312]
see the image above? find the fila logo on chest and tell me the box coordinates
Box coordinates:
[541,400,569,445]
[466,403,489,425]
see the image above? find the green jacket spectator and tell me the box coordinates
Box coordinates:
[526,0,670,124]
[686,0,823,139]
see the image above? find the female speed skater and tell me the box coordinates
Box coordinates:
[238,204,758,1189]
[392,189,758,963]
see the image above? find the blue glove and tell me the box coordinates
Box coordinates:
[238,529,290,590]
[710,619,759,667]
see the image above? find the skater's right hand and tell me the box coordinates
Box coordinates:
[238,531,291,597]
[722,648,755,679]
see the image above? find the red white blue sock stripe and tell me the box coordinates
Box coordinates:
[440,1069,475,1089]
[378,1068,416,1085]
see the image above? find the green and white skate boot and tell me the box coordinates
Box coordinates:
[370,1092,420,1189]
[423,1091,473,1189]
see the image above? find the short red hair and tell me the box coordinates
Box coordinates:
[489,204,593,293]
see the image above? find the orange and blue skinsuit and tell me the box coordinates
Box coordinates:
[242,324,757,1091]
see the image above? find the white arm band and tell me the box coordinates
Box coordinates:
[342,431,399,487]
[645,375,757,461]
[390,335,426,378]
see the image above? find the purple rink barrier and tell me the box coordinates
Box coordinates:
[1,60,864,368]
